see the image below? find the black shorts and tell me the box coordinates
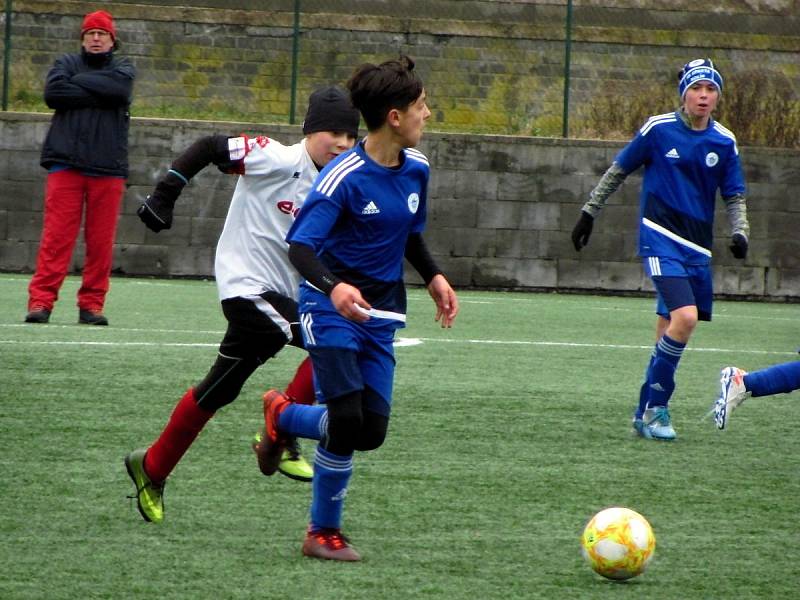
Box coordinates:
[219,291,304,363]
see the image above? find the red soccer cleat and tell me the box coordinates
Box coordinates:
[302,528,361,562]
[252,389,290,476]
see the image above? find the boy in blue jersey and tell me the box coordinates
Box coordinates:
[253,55,459,561]
[570,58,750,441]
[711,361,800,430]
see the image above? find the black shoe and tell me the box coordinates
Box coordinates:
[78,309,109,326]
[25,307,51,323]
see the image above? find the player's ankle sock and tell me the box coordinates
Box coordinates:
[646,335,685,408]
[285,356,315,405]
[310,446,353,529]
[145,388,214,482]
[635,352,656,419]
[744,361,800,397]
[278,403,327,440]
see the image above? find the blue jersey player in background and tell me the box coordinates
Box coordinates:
[570,58,750,441]
[253,55,459,561]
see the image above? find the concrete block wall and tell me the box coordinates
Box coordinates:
[1,112,798,300]
[1,1,798,136]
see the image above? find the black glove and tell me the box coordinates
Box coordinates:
[571,211,594,251]
[137,174,185,232]
[137,191,174,232]
[729,232,748,260]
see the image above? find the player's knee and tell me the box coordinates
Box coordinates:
[354,427,387,451]
[327,410,363,444]
[670,306,698,339]
[325,392,363,455]
[193,355,259,411]
[352,407,389,451]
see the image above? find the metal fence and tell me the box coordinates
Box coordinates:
[2,0,799,146]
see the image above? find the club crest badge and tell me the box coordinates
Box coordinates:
[407,193,420,214]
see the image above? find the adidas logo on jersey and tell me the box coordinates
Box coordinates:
[361,201,380,215]
[665,148,680,159]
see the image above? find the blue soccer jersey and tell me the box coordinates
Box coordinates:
[286,140,430,316]
[615,111,745,265]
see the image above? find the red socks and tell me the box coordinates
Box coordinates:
[284,356,315,406]
[143,358,314,483]
[144,388,214,483]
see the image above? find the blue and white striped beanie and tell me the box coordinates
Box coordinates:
[678,58,723,100]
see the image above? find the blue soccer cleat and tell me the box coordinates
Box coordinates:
[633,406,676,441]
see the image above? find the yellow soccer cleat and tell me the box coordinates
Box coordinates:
[253,430,313,482]
[124,448,165,523]
[279,438,313,482]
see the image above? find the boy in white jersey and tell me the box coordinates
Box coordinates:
[124,87,360,523]
[570,58,750,441]
[254,56,458,561]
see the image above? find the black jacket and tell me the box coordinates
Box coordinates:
[40,49,136,177]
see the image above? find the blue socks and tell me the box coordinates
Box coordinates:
[310,446,353,530]
[636,351,657,419]
[638,334,686,414]
[743,360,800,398]
[278,403,327,440]
[276,405,353,531]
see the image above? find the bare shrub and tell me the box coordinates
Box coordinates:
[717,70,800,149]
[575,70,799,149]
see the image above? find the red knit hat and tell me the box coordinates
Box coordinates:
[81,10,116,41]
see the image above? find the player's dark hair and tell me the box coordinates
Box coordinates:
[346,55,424,131]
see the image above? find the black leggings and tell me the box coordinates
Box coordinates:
[194,292,303,412]
[323,386,389,456]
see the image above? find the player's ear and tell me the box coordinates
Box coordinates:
[387,108,402,128]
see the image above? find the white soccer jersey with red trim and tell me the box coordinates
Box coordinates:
[214,135,318,300]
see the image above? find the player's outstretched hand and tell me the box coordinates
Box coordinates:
[571,211,594,251]
[427,274,458,328]
[729,232,748,260]
[137,187,175,232]
[330,282,371,323]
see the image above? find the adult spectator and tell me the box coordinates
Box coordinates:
[26,10,135,326]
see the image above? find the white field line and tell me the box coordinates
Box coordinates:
[0,334,795,357]
[0,276,212,288]
[405,294,798,322]
[409,338,798,357]
[0,340,220,348]
[2,276,793,321]
[0,323,222,335]
[423,300,798,322]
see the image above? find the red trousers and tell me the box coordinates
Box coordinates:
[28,169,125,312]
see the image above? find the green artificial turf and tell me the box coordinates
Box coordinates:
[1,274,797,599]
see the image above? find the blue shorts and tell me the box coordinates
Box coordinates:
[298,287,401,416]
[643,256,713,321]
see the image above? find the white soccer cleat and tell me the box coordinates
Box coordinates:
[713,366,750,430]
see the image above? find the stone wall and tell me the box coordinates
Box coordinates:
[1,1,798,135]
[2,112,798,300]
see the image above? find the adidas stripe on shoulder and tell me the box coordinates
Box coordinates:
[316,153,365,196]
[712,122,739,155]
[404,147,430,167]
[639,112,677,136]
[712,121,737,142]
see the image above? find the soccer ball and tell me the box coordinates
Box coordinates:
[581,506,655,581]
